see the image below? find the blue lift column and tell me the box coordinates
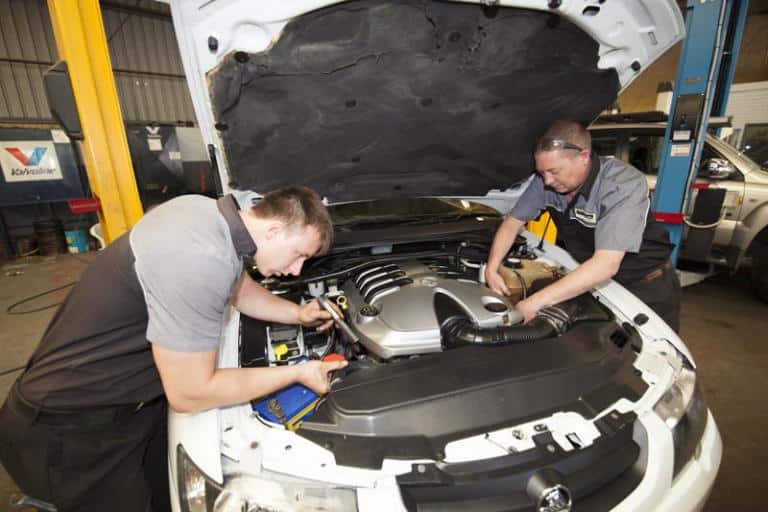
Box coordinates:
[652,0,749,264]
[711,1,749,122]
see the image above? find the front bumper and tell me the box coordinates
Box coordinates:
[169,408,722,512]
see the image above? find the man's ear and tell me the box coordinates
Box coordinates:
[265,221,285,240]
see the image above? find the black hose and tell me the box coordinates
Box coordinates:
[0,365,25,377]
[282,249,457,286]
[4,254,92,315]
[6,282,76,315]
[441,315,557,348]
[435,292,610,349]
[510,268,528,299]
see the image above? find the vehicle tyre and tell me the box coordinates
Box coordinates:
[752,242,768,303]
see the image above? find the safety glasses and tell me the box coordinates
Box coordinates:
[536,138,585,153]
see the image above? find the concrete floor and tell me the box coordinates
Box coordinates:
[0,253,766,511]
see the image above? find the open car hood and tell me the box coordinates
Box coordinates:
[163,0,683,202]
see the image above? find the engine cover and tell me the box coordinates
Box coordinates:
[342,260,521,359]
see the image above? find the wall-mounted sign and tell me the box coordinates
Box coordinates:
[0,141,63,182]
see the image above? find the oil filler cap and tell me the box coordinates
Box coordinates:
[484,302,508,313]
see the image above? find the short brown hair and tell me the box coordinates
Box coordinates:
[536,120,591,155]
[250,186,333,254]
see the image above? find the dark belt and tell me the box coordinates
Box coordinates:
[8,382,162,427]
[639,260,673,283]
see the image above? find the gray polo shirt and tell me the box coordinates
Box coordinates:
[511,156,650,253]
[20,194,255,408]
[131,195,246,352]
[510,155,672,284]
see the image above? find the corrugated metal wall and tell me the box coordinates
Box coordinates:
[0,0,58,121]
[0,0,195,124]
[102,1,196,123]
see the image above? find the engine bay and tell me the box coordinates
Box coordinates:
[241,236,565,367]
[236,234,647,470]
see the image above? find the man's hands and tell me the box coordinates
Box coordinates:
[516,296,543,324]
[515,250,626,324]
[297,299,341,331]
[294,359,348,394]
[486,216,525,294]
[294,300,350,394]
[485,265,541,323]
[485,266,510,296]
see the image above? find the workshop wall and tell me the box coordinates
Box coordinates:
[733,10,768,84]
[0,0,195,124]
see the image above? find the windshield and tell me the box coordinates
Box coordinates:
[742,143,768,170]
[329,197,499,227]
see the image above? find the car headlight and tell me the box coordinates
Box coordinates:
[177,444,358,512]
[653,360,709,478]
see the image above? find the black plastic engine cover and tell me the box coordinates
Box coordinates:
[298,320,646,469]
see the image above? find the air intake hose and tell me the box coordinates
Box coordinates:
[435,292,610,349]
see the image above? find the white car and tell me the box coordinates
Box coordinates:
[160,1,721,511]
[589,120,768,301]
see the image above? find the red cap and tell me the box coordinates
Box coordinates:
[322,353,346,363]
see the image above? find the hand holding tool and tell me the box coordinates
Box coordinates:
[317,295,360,344]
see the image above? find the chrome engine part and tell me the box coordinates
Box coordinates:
[341,259,522,359]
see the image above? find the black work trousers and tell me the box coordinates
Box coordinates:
[623,261,682,333]
[0,383,170,512]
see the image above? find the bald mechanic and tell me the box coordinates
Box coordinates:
[0,186,346,512]
[486,120,681,331]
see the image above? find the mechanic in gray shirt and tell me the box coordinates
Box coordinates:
[486,120,680,331]
[0,186,347,512]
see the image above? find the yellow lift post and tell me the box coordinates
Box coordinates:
[47,0,143,244]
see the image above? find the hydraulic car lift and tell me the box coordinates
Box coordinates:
[652,0,749,265]
[45,0,143,244]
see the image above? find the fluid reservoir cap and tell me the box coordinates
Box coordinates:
[504,257,523,269]
[359,304,379,317]
[274,344,288,360]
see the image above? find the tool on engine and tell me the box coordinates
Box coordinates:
[317,294,360,344]
[322,352,349,383]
